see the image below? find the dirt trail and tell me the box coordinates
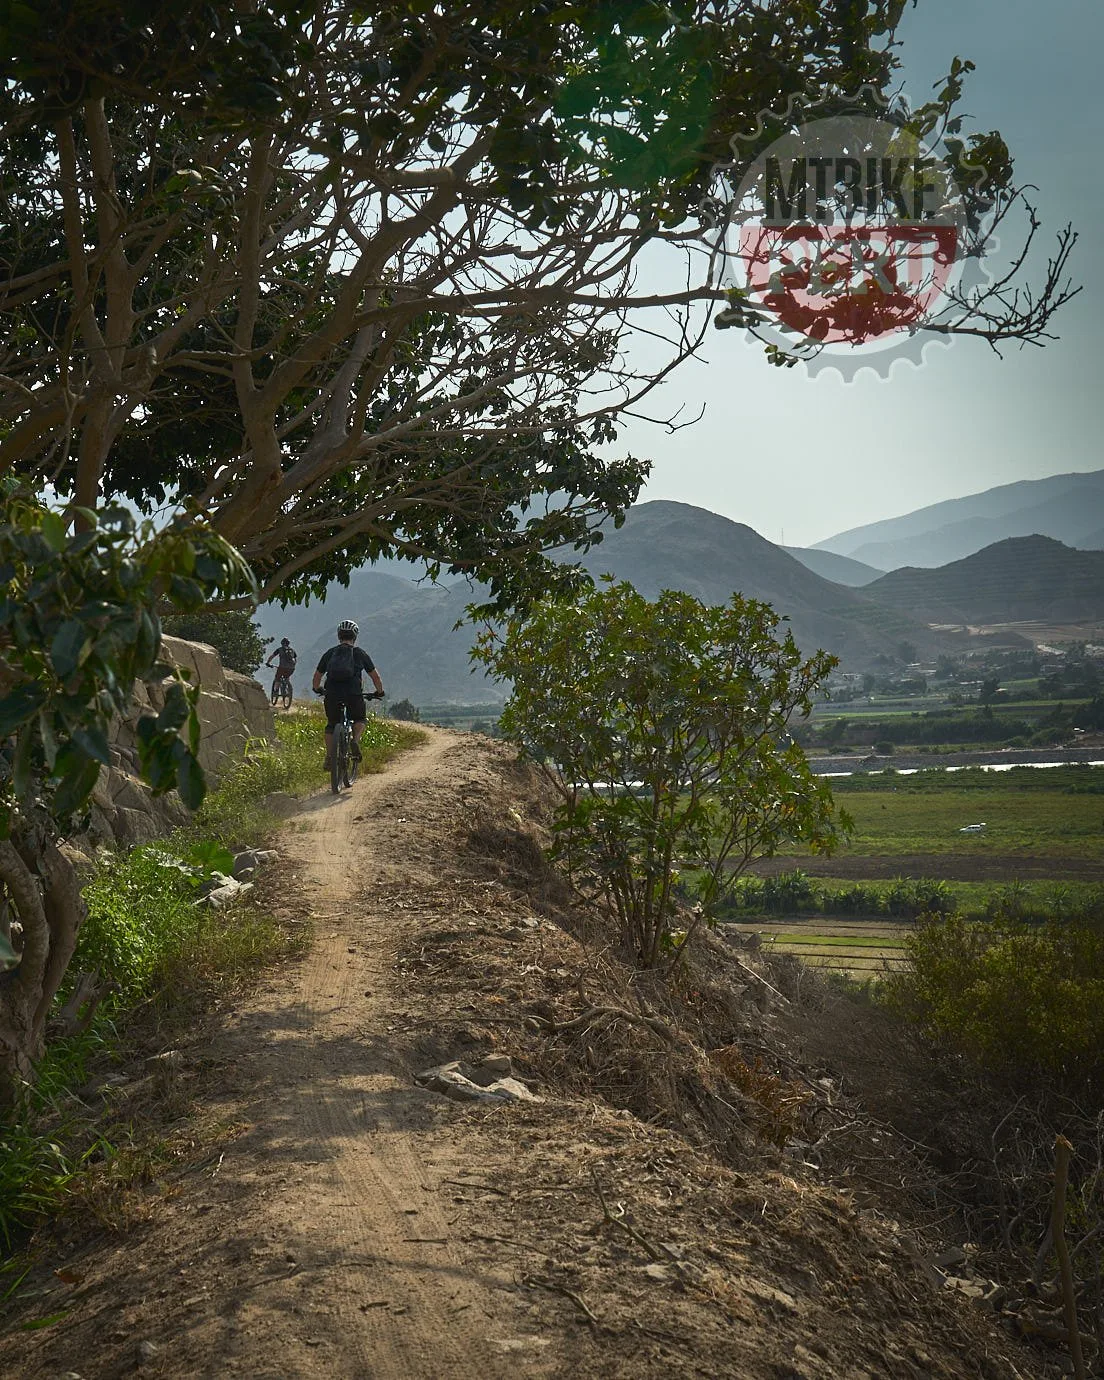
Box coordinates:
[198,730,525,1380]
[2,729,555,1380]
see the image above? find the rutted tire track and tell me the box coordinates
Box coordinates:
[202,731,522,1380]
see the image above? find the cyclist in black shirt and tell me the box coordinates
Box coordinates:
[265,637,297,701]
[311,620,385,768]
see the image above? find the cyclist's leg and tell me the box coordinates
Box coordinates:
[350,719,366,759]
[322,695,342,768]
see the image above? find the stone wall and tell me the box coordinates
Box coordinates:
[86,637,276,849]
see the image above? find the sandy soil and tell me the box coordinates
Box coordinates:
[0,729,1072,1379]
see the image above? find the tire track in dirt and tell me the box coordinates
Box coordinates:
[200,730,532,1380]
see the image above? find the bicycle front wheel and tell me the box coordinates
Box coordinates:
[281,680,293,709]
[331,723,348,794]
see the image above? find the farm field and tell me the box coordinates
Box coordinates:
[725,767,1104,979]
[748,766,1104,877]
[832,788,1103,859]
[723,919,909,979]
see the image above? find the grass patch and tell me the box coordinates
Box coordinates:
[804,769,1104,860]
[192,708,423,849]
[760,932,907,949]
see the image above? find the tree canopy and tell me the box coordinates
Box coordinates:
[476,581,847,966]
[1,0,1073,610]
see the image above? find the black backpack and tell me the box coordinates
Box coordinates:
[327,643,358,686]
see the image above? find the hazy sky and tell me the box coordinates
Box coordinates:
[620,0,1102,548]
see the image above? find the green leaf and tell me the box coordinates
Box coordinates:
[52,751,101,818]
[12,723,34,798]
[50,619,90,680]
[157,682,191,732]
[173,742,207,810]
[72,725,111,765]
[0,682,47,738]
[0,931,19,972]
[184,839,233,876]
[38,710,59,770]
[40,511,66,552]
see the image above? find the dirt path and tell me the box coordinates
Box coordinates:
[194,730,525,1379]
[2,729,557,1380]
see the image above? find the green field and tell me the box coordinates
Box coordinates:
[723,919,909,978]
[833,787,1104,859]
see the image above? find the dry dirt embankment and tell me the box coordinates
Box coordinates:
[0,730,1060,1379]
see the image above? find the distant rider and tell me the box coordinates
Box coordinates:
[266,637,298,701]
[311,620,385,768]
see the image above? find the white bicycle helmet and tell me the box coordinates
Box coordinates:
[337,619,359,638]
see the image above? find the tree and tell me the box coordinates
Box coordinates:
[162,611,271,676]
[388,699,421,724]
[475,582,848,967]
[0,494,255,1104]
[0,1,1077,611]
[822,716,850,748]
[979,675,1001,706]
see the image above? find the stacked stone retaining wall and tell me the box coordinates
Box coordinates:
[86,636,275,849]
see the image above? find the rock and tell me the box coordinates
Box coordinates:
[642,1263,671,1282]
[231,848,279,878]
[415,1061,542,1104]
[135,1339,160,1366]
[475,1053,512,1079]
[933,1245,967,1270]
[203,879,254,910]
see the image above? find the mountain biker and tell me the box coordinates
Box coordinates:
[311,620,385,769]
[266,637,298,700]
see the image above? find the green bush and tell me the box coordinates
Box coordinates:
[883,914,1104,1090]
[827,882,884,915]
[77,849,206,1003]
[760,870,821,913]
[475,582,845,966]
[884,876,956,919]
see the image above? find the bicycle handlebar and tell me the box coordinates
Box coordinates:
[313,687,385,699]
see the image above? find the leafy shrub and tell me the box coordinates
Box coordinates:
[826,883,884,915]
[76,850,206,1002]
[985,880,1048,925]
[476,583,846,966]
[874,740,895,755]
[884,876,956,918]
[760,870,821,913]
[883,914,1104,1090]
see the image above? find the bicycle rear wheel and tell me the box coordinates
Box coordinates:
[331,723,348,794]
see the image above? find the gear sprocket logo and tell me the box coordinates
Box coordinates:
[705,97,990,380]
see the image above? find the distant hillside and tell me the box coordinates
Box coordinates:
[261,501,955,705]
[815,469,1104,569]
[572,501,935,669]
[863,535,1104,625]
[255,569,435,659]
[782,546,883,586]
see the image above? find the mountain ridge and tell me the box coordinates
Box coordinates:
[814,469,1104,568]
[863,534,1104,625]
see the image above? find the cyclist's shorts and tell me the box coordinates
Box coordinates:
[323,694,366,729]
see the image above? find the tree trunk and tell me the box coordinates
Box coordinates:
[0,826,87,1111]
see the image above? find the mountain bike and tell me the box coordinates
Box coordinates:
[318,691,384,794]
[271,672,293,709]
